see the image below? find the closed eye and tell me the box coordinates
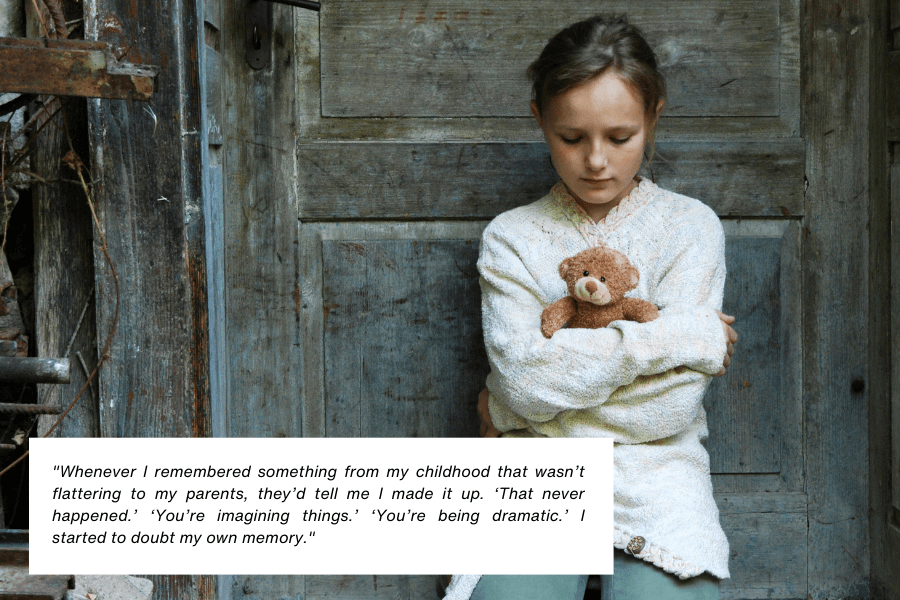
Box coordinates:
[610,136,632,145]
[561,136,582,144]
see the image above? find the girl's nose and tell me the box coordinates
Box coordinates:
[586,143,608,171]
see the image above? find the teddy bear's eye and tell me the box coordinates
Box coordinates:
[600,277,606,282]
[583,271,589,277]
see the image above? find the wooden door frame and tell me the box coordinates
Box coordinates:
[870,0,900,597]
[83,0,215,598]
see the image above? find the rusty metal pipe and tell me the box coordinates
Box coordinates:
[0,403,62,415]
[0,358,70,384]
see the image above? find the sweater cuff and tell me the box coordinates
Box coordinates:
[675,306,728,375]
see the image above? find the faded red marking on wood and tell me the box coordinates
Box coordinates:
[398,6,405,21]
[481,9,494,16]
[342,242,366,256]
[434,11,447,21]
[323,304,339,326]
[454,11,469,19]
[415,10,426,23]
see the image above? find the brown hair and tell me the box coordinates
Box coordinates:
[527,15,666,136]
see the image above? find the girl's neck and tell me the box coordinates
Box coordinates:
[569,177,639,223]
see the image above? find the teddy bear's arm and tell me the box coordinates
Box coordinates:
[620,297,660,324]
[540,296,577,338]
[541,296,578,339]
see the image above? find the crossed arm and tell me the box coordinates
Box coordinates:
[478,313,736,437]
[476,215,737,441]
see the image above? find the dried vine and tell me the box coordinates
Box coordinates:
[0,0,120,478]
[0,109,120,478]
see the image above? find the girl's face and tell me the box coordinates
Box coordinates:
[532,70,660,222]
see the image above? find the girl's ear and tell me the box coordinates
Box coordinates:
[648,99,664,131]
[531,101,543,128]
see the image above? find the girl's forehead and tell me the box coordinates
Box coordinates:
[545,72,646,126]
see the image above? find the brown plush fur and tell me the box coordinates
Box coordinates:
[541,245,659,338]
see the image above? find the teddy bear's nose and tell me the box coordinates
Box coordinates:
[584,280,598,294]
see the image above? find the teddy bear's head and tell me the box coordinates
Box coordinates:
[558,245,640,306]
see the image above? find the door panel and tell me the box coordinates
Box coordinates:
[717,493,807,600]
[708,221,802,491]
[301,222,487,439]
[320,1,781,118]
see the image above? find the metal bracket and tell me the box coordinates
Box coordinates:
[246,0,320,70]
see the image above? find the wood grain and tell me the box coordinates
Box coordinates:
[714,493,807,599]
[893,162,900,538]
[718,511,807,599]
[706,221,802,482]
[85,0,212,592]
[0,37,156,100]
[297,141,804,220]
[301,222,487,440]
[802,0,872,595]
[321,238,485,437]
[203,0,227,440]
[869,0,899,593]
[85,0,210,438]
[215,2,303,591]
[219,0,301,440]
[320,1,781,118]
[887,51,900,140]
[31,43,97,438]
[293,0,799,141]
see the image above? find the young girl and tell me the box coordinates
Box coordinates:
[444,15,737,600]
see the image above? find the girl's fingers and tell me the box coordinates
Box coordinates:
[716,310,736,324]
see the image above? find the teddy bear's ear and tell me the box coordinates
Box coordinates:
[559,257,574,280]
[628,264,640,288]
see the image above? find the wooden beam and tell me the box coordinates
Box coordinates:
[84,0,212,594]
[803,0,874,596]
[0,37,157,100]
[888,50,900,141]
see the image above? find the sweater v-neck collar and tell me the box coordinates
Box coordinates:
[548,178,659,247]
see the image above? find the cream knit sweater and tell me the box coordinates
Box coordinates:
[444,180,729,600]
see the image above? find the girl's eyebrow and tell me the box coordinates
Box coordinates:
[553,123,642,133]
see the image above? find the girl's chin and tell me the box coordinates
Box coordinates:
[573,189,620,206]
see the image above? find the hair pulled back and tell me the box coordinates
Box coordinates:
[527,15,666,125]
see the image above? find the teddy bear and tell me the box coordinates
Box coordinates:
[540,245,659,338]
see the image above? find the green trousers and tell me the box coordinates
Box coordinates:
[469,551,719,600]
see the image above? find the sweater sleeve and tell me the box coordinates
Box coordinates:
[480,210,727,427]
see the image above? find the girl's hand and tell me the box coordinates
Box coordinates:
[714,311,738,377]
[477,388,501,438]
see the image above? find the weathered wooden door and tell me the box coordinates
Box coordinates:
[205,0,873,598]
